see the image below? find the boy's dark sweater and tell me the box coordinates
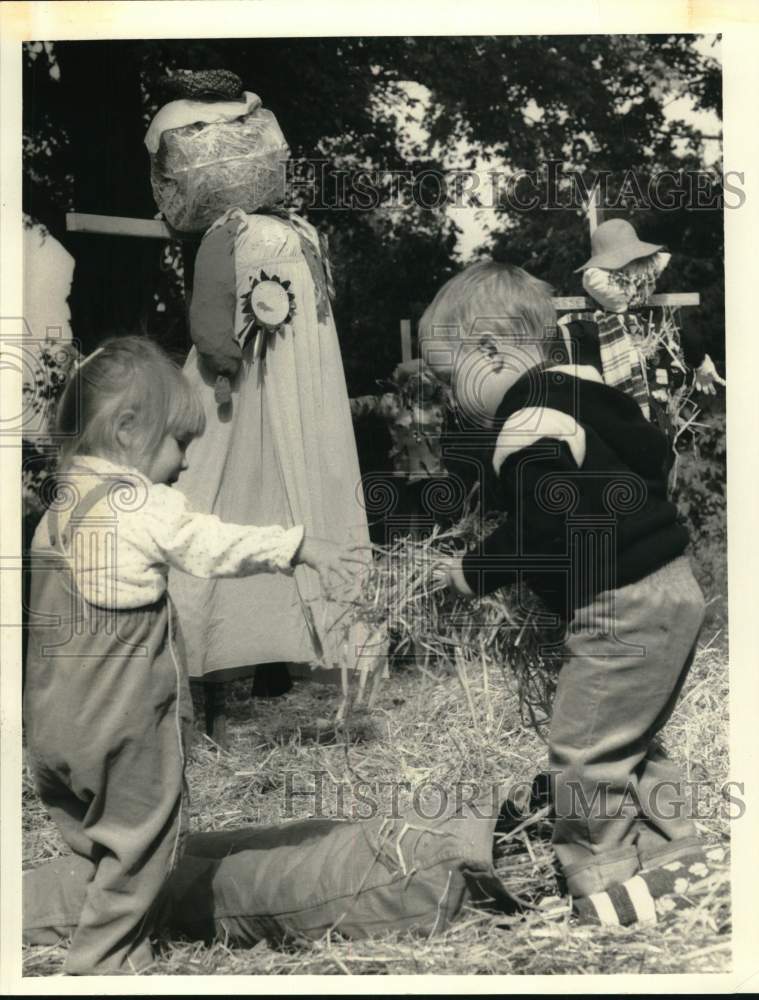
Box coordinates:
[461,366,689,619]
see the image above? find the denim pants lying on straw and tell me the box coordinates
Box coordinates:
[23,794,520,950]
[24,539,194,975]
[549,555,706,898]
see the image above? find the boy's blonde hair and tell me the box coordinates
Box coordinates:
[56,335,205,471]
[418,261,557,349]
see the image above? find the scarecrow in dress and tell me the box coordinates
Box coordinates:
[145,70,379,745]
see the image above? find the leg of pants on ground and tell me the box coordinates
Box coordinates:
[23,855,94,946]
[549,557,706,897]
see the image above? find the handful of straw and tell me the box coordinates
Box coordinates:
[330,502,563,735]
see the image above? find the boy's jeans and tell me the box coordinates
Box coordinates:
[549,556,706,898]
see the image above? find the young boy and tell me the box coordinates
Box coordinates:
[421,261,723,924]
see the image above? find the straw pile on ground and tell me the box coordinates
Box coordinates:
[22,630,731,976]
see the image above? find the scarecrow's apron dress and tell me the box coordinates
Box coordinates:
[169,210,377,685]
[24,479,194,975]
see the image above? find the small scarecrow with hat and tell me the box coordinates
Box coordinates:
[563,218,724,428]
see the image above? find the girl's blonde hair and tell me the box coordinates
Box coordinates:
[56,335,205,471]
[418,261,557,349]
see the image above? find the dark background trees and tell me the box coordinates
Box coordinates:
[23,34,724,386]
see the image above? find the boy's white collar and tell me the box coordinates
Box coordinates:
[545,363,604,385]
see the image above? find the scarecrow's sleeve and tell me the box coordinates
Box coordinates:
[461,437,585,597]
[678,314,706,370]
[349,393,398,421]
[189,220,243,379]
[647,251,705,370]
[349,395,381,420]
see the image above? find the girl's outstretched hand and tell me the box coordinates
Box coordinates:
[294,535,369,591]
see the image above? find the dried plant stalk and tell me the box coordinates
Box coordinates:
[328,501,561,735]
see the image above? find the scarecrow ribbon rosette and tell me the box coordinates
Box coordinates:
[239,269,296,361]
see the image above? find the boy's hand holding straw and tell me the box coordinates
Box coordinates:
[432,554,475,598]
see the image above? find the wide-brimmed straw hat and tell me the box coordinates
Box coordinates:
[575,218,663,272]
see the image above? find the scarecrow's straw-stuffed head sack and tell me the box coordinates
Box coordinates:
[145,69,290,233]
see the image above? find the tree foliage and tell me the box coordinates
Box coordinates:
[23,34,724,378]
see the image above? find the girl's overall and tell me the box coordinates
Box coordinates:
[24,477,194,975]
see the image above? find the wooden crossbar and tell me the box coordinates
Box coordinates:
[64,213,700,363]
[553,293,700,310]
[66,212,177,240]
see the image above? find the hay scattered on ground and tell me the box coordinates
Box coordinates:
[22,626,731,977]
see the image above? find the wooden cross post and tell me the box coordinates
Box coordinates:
[66,213,173,240]
[400,319,413,364]
[587,178,604,236]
